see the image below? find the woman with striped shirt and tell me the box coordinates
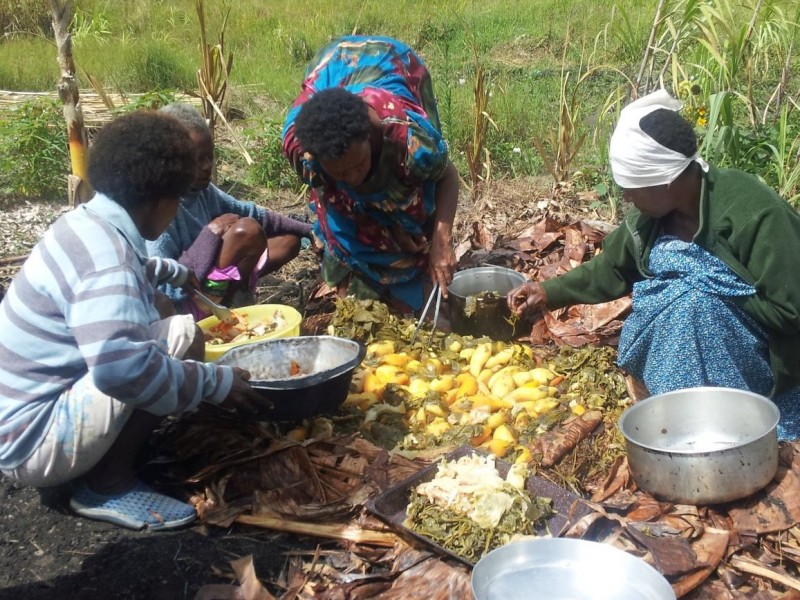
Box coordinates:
[0,111,262,530]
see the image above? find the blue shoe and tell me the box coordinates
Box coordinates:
[69,481,197,531]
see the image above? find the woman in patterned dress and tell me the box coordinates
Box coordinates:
[282,35,458,312]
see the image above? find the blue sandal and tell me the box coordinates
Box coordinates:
[69,481,197,531]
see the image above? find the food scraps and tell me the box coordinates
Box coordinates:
[405,453,553,562]
[463,290,503,317]
[204,310,288,345]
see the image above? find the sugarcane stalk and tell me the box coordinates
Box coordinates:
[235,514,400,547]
[50,0,92,205]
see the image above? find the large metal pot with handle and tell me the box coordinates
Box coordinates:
[447,266,527,341]
[619,387,779,505]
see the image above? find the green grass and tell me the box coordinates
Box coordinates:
[0,0,797,202]
[1,1,644,95]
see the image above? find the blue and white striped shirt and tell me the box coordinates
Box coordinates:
[0,194,233,469]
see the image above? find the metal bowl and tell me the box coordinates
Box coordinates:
[216,335,365,421]
[620,387,780,505]
[472,537,675,600]
[447,266,527,341]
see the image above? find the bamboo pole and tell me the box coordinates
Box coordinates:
[50,0,93,206]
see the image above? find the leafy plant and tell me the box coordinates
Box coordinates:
[533,68,587,187]
[0,99,69,201]
[71,9,111,44]
[117,89,181,113]
[195,0,233,135]
[607,3,648,65]
[531,30,599,189]
[762,105,800,205]
[464,39,496,199]
[239,117,299,190]
[698,91,739,164]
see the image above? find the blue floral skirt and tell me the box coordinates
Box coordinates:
[617,235,800,440]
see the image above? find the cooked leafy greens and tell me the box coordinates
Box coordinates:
[404,454,553,562]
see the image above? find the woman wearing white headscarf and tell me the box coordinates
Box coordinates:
[507,89,800,439]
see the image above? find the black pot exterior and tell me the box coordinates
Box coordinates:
[251,368,356,422]
[217,336,366,422]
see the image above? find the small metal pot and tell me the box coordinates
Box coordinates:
[216,336,365,421]
[620,387,780,505]
[447,266,527,341]
[472,537,675,600]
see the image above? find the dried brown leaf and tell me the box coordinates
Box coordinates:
[626,523,697,576]
[591,456,631,502]
[670,528,729,597]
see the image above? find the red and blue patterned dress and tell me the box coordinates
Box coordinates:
[282,35,449,310]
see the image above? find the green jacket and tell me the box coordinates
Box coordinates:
[542,164,800,394]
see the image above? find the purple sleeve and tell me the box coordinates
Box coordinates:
[260,211,313,238]
[177,227,222,280]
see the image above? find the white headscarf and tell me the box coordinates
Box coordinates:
[609,89,708,189]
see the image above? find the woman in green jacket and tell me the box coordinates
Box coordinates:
[507,89,800,440]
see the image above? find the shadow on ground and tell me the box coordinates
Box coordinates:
[0,477,314,600]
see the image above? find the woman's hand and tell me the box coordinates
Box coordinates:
[310,232,326,262]
[428,233,456,297]
[429,161,459,298]
[507,282,547,316]
[220,367,270,413]
[208,213,240,236]
[153,290,177,319]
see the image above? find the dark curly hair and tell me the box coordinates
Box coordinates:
[88,111,197,210]
[639,108,697,157]
[294,88,371,160]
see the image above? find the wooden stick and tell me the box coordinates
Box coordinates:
[235,514,400,547]
[730,556,800,592]
[0,254,28,266]
[635,0,666,91]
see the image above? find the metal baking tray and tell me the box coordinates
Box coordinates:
[366,445,593,566]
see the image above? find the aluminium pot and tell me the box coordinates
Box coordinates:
[447,266,527,341]
[471,537,675,600]
[619,387,780,505]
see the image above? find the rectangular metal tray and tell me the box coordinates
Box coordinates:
[366,445,593,566]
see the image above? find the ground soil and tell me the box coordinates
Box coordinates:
[0,177,606,599]
[0,475,323,600]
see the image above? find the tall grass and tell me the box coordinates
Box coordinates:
[1,1,646,96]
[633,0,800,205]
[0,99,68,200]
[0,0,797,204]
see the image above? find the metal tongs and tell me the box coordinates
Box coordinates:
[192,289,239,324]
[410,283,441,344]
